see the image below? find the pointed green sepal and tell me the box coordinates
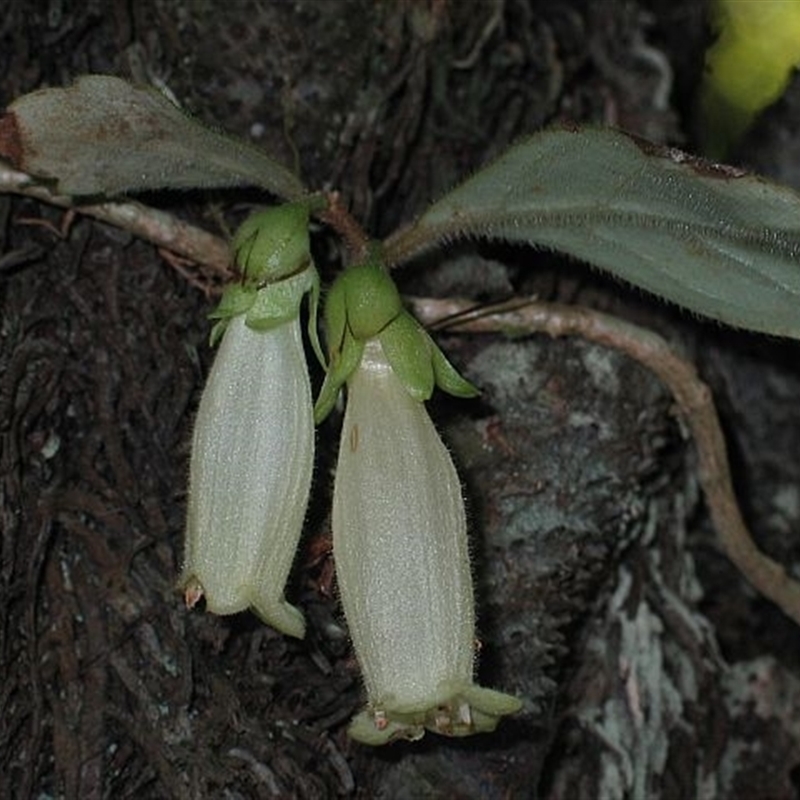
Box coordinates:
[461,685,524,725]
[378,313,435,402]
[207,284,258,344]
[306,272,326,369]
[209,284,258,321]
[322,274,348,359]
[431,340,480,398]
[232,202,311,284]
[208,319,228,347]
[244,265,317,331]
[314,330,365,423]
[376,311,479,402]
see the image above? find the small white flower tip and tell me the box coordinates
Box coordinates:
[249,594,306,639]
[348,684,523,745]
[181,575,306,639]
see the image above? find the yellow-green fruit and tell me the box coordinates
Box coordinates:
[699,0,800,157]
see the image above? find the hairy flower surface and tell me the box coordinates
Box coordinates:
[333,340,521,744]
[182,203,316,639]
[182,314,313,638]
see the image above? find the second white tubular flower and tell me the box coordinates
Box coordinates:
[182,312,313,639]
[333,340,521,744]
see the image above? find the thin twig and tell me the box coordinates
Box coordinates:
[0,164,232,277]
[410,295,800,627]
[317,190,370,260]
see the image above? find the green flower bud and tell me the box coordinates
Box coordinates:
[333,340,521,744]
[337,261,404,340]
[232,203,310,284]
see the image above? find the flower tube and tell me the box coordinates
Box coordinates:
[332,337,521,744]
[181,204,317,639]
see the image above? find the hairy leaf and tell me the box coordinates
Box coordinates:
[0,75,305,200]
[383,127,800,339]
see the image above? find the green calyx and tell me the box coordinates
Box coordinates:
[232,202,311,285]
[208,266,322,351]
[314,261,478,422]
[322,260,403,357]
[208,203,323,364]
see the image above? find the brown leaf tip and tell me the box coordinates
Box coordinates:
[0,111,24,168]
[627,131,749,180]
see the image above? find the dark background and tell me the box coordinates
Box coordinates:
[2,1,800,797]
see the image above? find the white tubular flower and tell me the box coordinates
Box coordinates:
[333,339,521,744]
[183,314,312,638]
[182,203,318,639]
